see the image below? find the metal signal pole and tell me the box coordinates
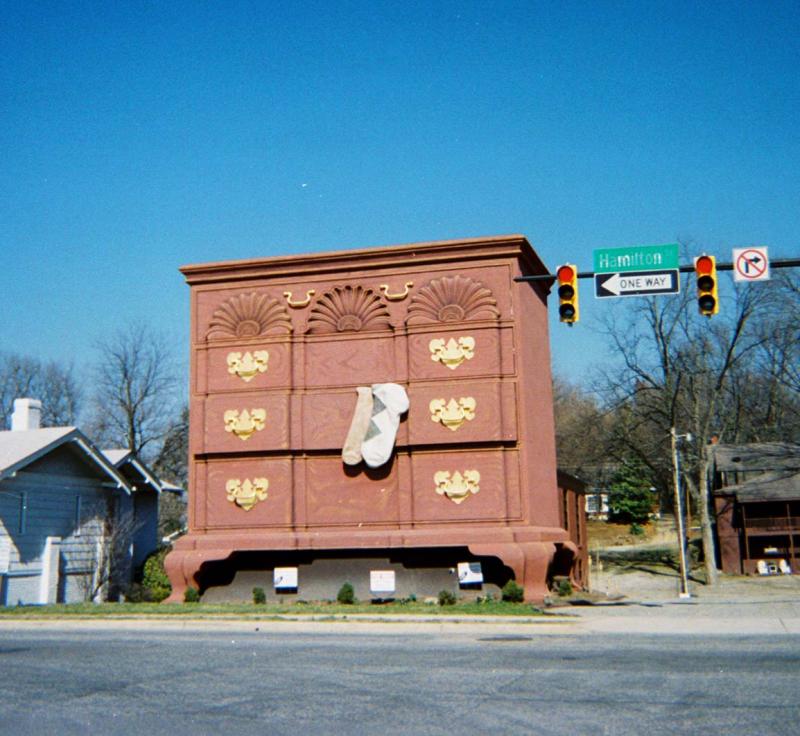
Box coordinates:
[671,427,691,599]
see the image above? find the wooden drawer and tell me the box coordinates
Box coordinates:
[409,448,521,523]
[301,389,364,451]
[201,392,290,454]
[406,380,517,446]
[303,456,400,526]
[198,341,292,394]
[296,381,515,452]
[203,458,294,529]
[407,326,514,380]
[302,334,402,388]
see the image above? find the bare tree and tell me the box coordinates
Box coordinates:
[153,403,189,487]
[0,353,83,428]
[77,499,143,602]
[153,403,189,539]
[596,269,775,585]
[552,374,613,482]
[90,323,179,460]
[737,271,800,441]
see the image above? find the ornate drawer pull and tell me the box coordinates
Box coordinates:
[284,289,315,308]
[429,336,475,370]
[223,408,266,440]
[226,478,269,511]
[429,397,476,431]
[379,282,413,301]
[434,470,480,504]
[227,350,269,382]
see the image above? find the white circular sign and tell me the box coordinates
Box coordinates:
[733,247,770,282]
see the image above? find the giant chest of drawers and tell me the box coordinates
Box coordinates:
[165,236,574,601]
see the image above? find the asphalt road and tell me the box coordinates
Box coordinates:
[1,624,798,736]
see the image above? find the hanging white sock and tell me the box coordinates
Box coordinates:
[342,387,374,465]
[361,383,409,468]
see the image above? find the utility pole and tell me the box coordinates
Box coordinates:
[671,427,691,599]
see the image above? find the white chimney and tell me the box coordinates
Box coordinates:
[11,398,42,431]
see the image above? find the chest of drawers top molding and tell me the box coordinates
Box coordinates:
[198,272,507,343]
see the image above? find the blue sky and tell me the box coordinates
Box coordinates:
[2,1,798,389]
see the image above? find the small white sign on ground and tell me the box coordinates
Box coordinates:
[370,569,396,594]
[733,247,770,282]
[458,561,483,585]
[273,567,298,589]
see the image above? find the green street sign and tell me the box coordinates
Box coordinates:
[594,243,679,274]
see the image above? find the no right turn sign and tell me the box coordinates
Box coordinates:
[733,247,770,282]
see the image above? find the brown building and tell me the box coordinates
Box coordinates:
[557,470,589,589]
[165,235,580,602]
[712,443,800,575]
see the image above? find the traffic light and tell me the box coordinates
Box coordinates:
[556,264,579,324]
[695,255,719,316]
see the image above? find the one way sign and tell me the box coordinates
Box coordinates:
[595,269,680,298]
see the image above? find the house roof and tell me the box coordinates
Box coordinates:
[102,449,162,493]
[713,470,800,503]
[0,427,75,474]
[0,427,132,493]
[710,443,800,473]
[102,449,130,466]
[557,468,589,493]
[159,479,185,495]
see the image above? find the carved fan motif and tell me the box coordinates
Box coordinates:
[307,285,392,333]
[406,275,500,324]
[206,293,292,340]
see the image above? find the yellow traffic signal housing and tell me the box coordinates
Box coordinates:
[695,255,719,316]
[556,264,579,324]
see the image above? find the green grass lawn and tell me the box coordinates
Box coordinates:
[0,598,545,619]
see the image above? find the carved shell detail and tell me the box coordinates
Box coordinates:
[406,275,500,324]
[307,285,392,334]
[206,292,292,340]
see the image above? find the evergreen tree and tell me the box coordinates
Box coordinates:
[608,460,655,525]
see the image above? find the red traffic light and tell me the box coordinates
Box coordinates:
[694,254,719,316]
[695,255,714,275]
[557,265,575,282]
[556,263,579,323]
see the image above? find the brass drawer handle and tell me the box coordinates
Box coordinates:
[284,289,315,308]
[379,281,413,301]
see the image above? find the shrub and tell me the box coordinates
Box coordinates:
[184,586,200,603]
[501,580,524,603]
[142,548,172,602]
[629,522,645,536]
[252,587,266,605]
[337,582,356,605]
[556,578,573,597]
[438,589,456,606]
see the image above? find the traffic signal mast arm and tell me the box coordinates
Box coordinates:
[514,257,800,284]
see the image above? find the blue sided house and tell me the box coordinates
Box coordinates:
[0,398,163,605]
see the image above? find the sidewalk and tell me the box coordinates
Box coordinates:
[557,567,800,634]
[590,564,800,602]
